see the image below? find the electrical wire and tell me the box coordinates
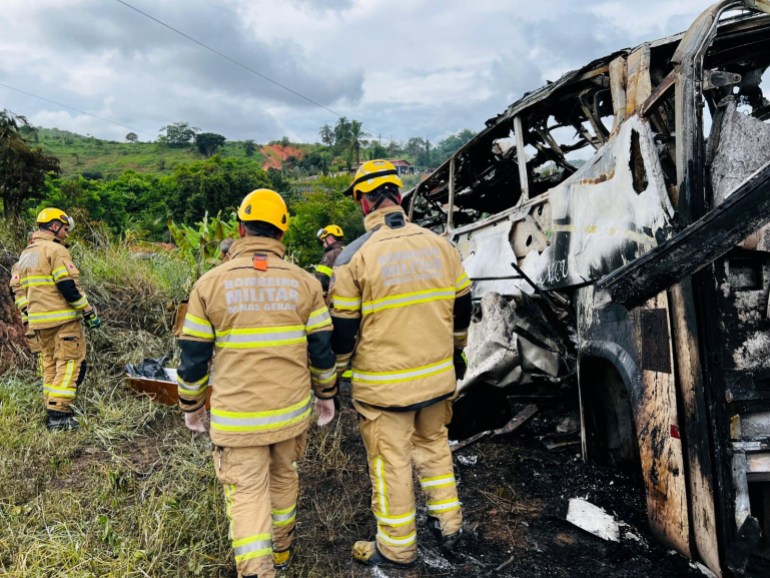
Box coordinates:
[0,81,155,137]
[115,0,344,119]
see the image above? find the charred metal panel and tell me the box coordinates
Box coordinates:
[597,159,770,309]
[531,117,674,289]
[668,281,721,576]
[641,308,672,373]
[578,288,690,555]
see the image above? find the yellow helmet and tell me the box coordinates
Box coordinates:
[36,207,75,231]
[237,189,289,232]
[350,159,403,201]
[317,224,344,240]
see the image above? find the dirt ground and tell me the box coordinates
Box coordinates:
[287,384,710,578]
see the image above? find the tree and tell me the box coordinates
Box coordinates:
[0,110,61,230]
[332,117,368,170]
[432,129,476,165]
[243,139,257,157]
[405,137,427,163]
[282,174,362,268]
[195,132,226,157]
[166,156,272,223]
[159,121,200,147]
[125,132,138,143]
[319,124,334,147]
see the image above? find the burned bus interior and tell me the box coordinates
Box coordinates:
[408,3,770,576]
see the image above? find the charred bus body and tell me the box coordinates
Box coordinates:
[406,2,770,575]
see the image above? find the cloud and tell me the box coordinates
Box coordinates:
[0,0,719,144]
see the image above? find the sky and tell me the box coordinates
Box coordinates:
[0,0,722,145]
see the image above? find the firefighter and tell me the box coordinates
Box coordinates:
[9,208,101,431]
[314,224,344,297]
[176,189,337,578]
[330,160,472,568]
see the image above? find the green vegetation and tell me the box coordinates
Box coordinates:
[36,127,268,180]
[1,111,475,253]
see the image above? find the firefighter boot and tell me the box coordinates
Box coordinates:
[352,541,416,569]
[428,516,463,551]
[273,544,295,570]
[47,410,79,432]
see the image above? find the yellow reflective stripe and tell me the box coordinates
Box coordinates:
[377,528,416,546]
[49,360,77,398]
[306,307,332,331]
[14,296,28,308]
[310,366,336,385]
[375,455,388,515]
[374,510,416,527]
[233,533,273,562]
[21,275,55,287]
[333,294,361,311]
[272,504,296,526]
[361,287,455,315]
[70,295,89,310]
[456,273,470,292]
[352,357,453,385]
[427,498,461,513]
[52,266,69,281]
[210,395,312,432]
[420,474,456,489]
[61,359,75,388]
[28,309,80,322]
[177,373,210,397]
[47,388,76,399]
[182,314,214,340]
[215,325,306,349]
[315,264,333,277]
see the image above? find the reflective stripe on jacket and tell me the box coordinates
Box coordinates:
[314,242,344,296]
[330,205,471,409]
[10,230,91,330]
[177,236,336,447]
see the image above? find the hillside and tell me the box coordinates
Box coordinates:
[32,128,315,180]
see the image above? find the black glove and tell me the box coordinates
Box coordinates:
[453,349,468,381]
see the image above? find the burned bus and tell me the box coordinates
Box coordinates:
[405,2,770,575]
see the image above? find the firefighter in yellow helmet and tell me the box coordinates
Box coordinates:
[314,224,344,297]
[330,160,472,568]
[9,208,101,431]
[176,189,337,578]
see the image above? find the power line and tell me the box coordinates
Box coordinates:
[0,81,155,137]
[115,0,344,120]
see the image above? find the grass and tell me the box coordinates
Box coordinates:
[35,128,269,180]
[1,228,563,577]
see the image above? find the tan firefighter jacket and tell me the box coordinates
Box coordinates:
[314,241,344,296]
[176,236,337,448]
[329,205,471,410]
[9,230,93,330]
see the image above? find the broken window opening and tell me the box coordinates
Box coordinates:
[630,129,649,194]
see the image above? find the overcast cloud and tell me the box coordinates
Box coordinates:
[0,0,719,145]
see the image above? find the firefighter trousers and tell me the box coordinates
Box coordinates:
[36,319,87,413]
[354,398,462,564]
[213,432,307,578]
